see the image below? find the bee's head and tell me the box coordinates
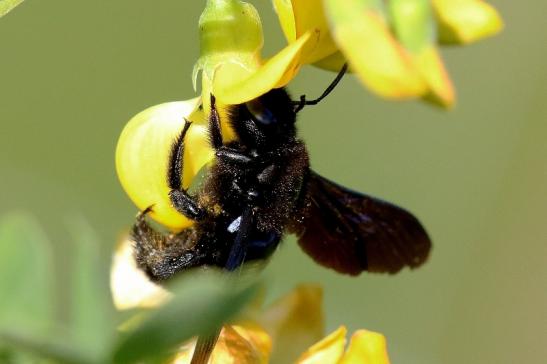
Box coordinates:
[231,88,297,150]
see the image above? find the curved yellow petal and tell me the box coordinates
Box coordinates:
[110,235,171,310]
[258,284,324,363]
[295,0,339,64]
[339,330,391,364]
[324,0,427,99]
[414,46,455,107]
[296,326,347,364]
[274,0,341,67]
[273,0,297,42]
[433,0,504,44]
[213,31,313,104]
[210,325,270,364]
[231,323,272,363]
[388,0,455,107]
[115,99,214,231]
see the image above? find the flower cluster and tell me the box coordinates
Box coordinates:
[116,0,502,231]
[196,0,503,108]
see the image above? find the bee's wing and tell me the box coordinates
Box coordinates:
[291,171,431,275]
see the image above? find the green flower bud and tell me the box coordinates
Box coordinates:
[198,0,263,57]
[193,0,264,103]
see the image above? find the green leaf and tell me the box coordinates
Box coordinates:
[0,213,54,332]
[65,217,116,361]
[0,329,93,364]
[111,270,259,364]
[0,0,25,18]
[0,345,55,364]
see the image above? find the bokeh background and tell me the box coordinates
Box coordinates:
[1,1,545,363]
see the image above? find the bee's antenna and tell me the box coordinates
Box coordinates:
[293,63,348,113]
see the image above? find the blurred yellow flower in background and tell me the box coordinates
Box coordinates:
[111,237,391,364]
[433,0,504,44]
[197,0,503,108]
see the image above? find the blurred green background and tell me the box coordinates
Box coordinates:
[1,1,545,363]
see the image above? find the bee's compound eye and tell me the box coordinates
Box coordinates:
[246,99,277,125]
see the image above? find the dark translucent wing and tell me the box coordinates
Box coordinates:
[292,171,431,275]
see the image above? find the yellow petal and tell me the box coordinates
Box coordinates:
[258,284,324,364]
[324,0,427,99]
[213,31,313,104]
[413,46,455,107]
[433,0,504,44]
[211,326,270,364]
[388,0,455,107]
[274,0,342,68]
[110,235,171,310]
[231,323,272,363]
[273,0,297,42]
[115,98,214,231]
[339,330,391,364]
[196,53,261,111]
[296,326,347,364]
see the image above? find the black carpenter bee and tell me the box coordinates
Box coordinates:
[131,66,431,364]
[132,65,431,282]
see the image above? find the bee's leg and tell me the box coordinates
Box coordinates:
[169,190,207,221]
[215,148,253,165]
[209,94,255,166]
[208,94,224,149]
[131,208,206,282]
[168,120,207,221]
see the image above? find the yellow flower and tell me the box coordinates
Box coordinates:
[111,237,392,364]
[115,98,212,230]
[194,0,315,108]
[197,0,503,108]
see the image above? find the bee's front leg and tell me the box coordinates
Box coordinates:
[208,94,255,166]
[168,120,208,221]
